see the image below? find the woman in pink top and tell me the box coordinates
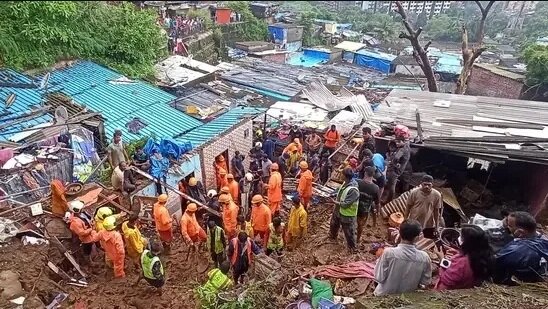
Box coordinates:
[435,225,494,290]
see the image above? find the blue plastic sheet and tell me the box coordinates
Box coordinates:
[143,137,193,159]
[268,25,286,44]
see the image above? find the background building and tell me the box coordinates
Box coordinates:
[361,1,453,15]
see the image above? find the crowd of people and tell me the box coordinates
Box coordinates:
[63,124,548,300]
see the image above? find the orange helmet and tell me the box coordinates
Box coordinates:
[188,177,197,187]
[299,161,308,169]
[218,194,231,203]
[220,186,230,194]
[186,203,197,212]
[227,173,234,179]
[251,194,264,204]
[158,194,168,203]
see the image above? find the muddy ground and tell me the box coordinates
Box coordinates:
[1,199,547,308]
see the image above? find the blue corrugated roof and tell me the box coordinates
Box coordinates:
[0,69,53,142]
[354,49,397,62]
[45,61,202,140]
[177,107,266,148]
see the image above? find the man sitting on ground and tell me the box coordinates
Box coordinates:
[494,211,548,284]
[374,219,432,296]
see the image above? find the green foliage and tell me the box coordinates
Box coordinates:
[334,7,401,41]
[430,2,509,42]
[426,14,461,41]
[522,2,548,45]
[416,12,428,29]
[300,12,322,47]
[125,136,149,159]
[195,285,254,309]
[0,1,166,78]
[279,1,333,20]
[227,1,268,41]
[522,44,548,85]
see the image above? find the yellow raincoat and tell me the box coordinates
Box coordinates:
[121,221,147,262]
[287,204,308,239]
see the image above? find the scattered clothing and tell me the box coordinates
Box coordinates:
[374,243,432,296]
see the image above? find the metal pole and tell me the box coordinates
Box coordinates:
[327,129,361,160]
[130,167,221,217]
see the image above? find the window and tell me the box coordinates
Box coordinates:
[244,129,250,139]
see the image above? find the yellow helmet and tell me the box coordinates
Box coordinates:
[96,207,113,220]
[103,216,117,231]
[188,177,197,187]
[158,194,168,203]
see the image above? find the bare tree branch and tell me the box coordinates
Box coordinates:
[474,0,485,14]
[394,1,438,92]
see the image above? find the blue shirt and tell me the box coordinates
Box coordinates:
[372,153,385,172]
[495,235,548,283]
[262,138,275,161]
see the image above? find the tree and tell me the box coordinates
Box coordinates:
[416,11,428,29]
[426,14,460,41]
[522,44,548,86]
[0,2,166,78]
[455,1,495,94]
[300,12,320,47]
[395,1,438,92]
[227,1,268,41]
[522,2,548,45]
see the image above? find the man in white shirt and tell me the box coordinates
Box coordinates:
[374,219,432,296]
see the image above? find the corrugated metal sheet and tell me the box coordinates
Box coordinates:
[334,41,366,52]
[44,61,202,140]
[0,69,53,142]
[177,107,266,148]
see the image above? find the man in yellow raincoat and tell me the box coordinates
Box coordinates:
[122,214,148,267]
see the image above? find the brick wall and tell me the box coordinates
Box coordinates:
[199,119,254,190]
[466,66,524,99]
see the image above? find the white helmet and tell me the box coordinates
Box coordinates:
[245,173,253,181]
[63,211,72,223]
[69,200,85,213]
[255,142,262,148]
[207,189,217,198]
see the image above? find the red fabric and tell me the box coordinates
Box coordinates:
[436,253,477,290]
[312,261,376,279]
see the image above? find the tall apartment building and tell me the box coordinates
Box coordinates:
[361,1,453,15]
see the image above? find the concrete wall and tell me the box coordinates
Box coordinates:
[286,27,304,42]
[199,119,254,189]
[395,64,425,77]
[466,66,524,99]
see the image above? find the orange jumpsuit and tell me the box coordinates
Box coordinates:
[68,215,98,244]
[251,203,271,245]
[180,212,207,243]
[99,230,125,278]
[228,179,240,204]
[298,170,314,208]
[324,130,340,149]
[51,180,68,215]
[222,201,239,239]
[267,171,283,214]
[153,202,173,242]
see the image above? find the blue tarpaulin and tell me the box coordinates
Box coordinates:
[303,48,330,62]
[343,51,354,63]
[143,137,192,159]
[353,50,396,73]
[268,25,286,44]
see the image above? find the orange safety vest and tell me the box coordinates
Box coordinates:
[230,238,252,266]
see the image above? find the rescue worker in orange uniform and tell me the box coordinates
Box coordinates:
[267,163,283,215]
[250,194,271,246]
[153,194,173,252]
[297,161,314,209]
[283,138,303,156]
[214,155,228,190]
[217,169,229,191]
[100,216,126,278]
[64,200,98,264]
[180,203,207,244]
[227,174,240,204]
[219,193,239,240]
[323,124,340,154]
